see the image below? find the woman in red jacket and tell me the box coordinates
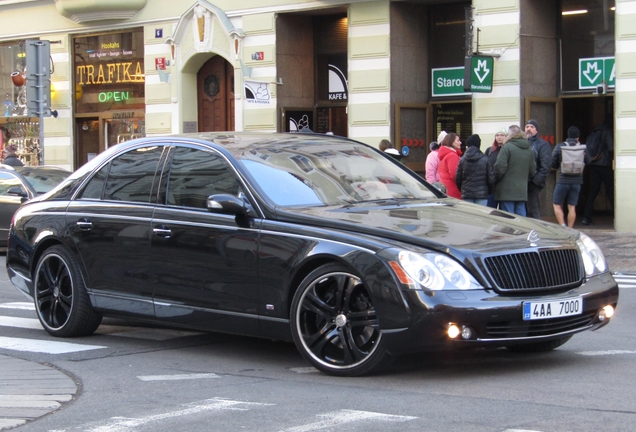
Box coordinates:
[437,132,462,199]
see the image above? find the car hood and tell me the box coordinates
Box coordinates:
[274,198,579,256]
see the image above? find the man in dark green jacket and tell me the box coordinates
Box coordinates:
[494,125,536,216]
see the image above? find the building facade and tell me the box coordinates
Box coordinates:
[0,0,633,231]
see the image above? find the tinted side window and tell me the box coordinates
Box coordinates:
[166,147,240,209]
[104,146,163,202]
[79,162,109,200]
[0,172,25,196]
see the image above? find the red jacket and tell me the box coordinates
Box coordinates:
[438,145,462,199]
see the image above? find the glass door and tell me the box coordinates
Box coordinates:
[104,117,145,148]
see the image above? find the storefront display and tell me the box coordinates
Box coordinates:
[0,117,40,166]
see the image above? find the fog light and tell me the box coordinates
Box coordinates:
[461,326,473,340]
[603,305,614,318]
[448,324,461,339]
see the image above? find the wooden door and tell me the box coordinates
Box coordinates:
[197,56,235,132]
[75,117,100,169]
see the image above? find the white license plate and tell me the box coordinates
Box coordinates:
[522,297,583,321]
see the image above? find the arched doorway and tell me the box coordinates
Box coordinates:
[197,55,235,132]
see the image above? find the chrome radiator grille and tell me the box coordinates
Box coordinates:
[484,248,582,292]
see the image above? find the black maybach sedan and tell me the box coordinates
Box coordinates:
[6,133,618,376]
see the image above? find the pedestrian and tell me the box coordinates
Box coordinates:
[582,123,614,225]
[379,139,403,162]
[425,141,440,183]
[2,144,23,167]
[525,119,551,219]
[494,125,536,216]
[485,128,506,208]
[437,132,462,199]
[551,126,589,228]
[455,134,495,206]
[379,139,393,152]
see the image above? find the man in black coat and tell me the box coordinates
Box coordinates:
[525,119,551,219]
[582,123,614,225]
[455,134,495,206]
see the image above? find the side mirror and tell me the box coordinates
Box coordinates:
[7,187,28,201]
[207,194,254,217]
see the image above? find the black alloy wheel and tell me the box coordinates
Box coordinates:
[34,245,102,337]
[290,263,390,376]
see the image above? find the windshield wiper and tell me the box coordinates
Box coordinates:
[341,198,403,208]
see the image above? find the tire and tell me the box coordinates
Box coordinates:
[505,336,572,353]
[34,245,102,337]
[290,263,390,376]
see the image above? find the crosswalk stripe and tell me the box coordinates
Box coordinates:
[0,336,106,354]
[280,410,417,432]
[0,302,35,311]
[613,273,636,289]
[137,373,219,381]
[80,398,274,432]
[0,316,42,330]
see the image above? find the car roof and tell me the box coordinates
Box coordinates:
[125,132,364,154]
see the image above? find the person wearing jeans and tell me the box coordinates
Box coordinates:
[494,125,536,217]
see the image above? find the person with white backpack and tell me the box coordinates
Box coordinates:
[550,126,590,228]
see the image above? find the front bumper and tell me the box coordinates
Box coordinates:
[382,272,619,354]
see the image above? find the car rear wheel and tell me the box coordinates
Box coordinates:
[34,245,102,337]
[505,335,572,353]
[290,263,390,376]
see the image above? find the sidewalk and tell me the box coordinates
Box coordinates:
[579,228,636,275]
[0,355,76,430]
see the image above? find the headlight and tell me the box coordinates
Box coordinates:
[394,251,481,290]
[576,232,607,276]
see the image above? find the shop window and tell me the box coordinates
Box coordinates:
[561,0,615,92]
[73,30,145,114]
[428,3,470,70]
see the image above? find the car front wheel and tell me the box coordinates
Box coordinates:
[34,245,102,337]
[290,263,390,376]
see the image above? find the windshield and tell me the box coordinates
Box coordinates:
[17,168,70,194]
[238,143,437,207]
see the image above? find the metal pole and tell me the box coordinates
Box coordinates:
[36,42,45,165]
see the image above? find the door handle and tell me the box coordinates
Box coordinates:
[153,226,172,239]
[76,219,93,230]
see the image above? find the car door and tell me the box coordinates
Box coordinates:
[65,144,167,316]
[151,145,261,334]
[0,171,32,246]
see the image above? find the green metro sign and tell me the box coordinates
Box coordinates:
[579,57,615,89]
[463,56,494,93]
[432,66,469,97]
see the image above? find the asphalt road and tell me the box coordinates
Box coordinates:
[0,254,634,432]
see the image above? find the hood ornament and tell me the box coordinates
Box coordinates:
[527,230,540,246]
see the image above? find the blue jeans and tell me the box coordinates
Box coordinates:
[499,201,527,216]
[486,193,498,209]
[464,198,488,206]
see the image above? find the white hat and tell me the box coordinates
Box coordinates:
[437,131,447,144]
